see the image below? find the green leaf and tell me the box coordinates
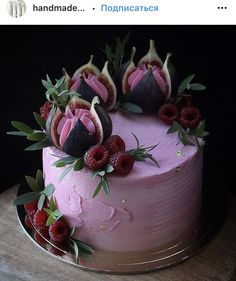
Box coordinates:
[27,132,47,141]
[59,165,73,182]
[46,215,55,226]
[102,177,110,196]
[43,184,55,196]
[73,158,85,171]
[33,112,46,130]
[178,74,195,94]
[55,76,65,88]
[76,240,94,254]
[69,227,76,237]
[11,121,33,134]
[179,131,195,146]
[7,131,28,136]
[69,238,80,263]
[97,171,106,177]
[43,208,51,216]
[13,191,40,206]
[121,102,143,113]
[131,132,140,147]
[53,157,76,167]
[42,79,53,90]
[167,121,182,134]
[49,197,56,211]
[190,83,206,91]
[36,170,44,191]
[46,74,52,84]
[53,210,62,219]
[38,193,46,210]
[25,138,51,151]
[104,164,114,174]
[25,176,38,191]
[92,180,103,198]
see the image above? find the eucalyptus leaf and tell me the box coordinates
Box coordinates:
[55,76,65,88]
[76,240,94,254]
[97,171,106,177]
[43,184,55,196]
[102,177,110,196]
[42,79,53,90]
[53,157,76,167]
[190,83,206,91]
[46,215,55,226]
[70,226,76,237]
[167,121,182,134]
[92,180,103,198]
[73,158,85,171]
[36,170,44,190]
[25,138,51,151]
[104,164,114,174]
[70,239,79,263]
[33,112,46,130]
[121,102,143,113]
[178,74,195,94]
[11,121,33,134]
[25,176,37,191]
[27,132,47,141]
[59,165,73,182]
[7,131,28,136]
[46,74,52,84]
[49,197,56,211]
[13,191,40,206]
[53,210,62,219]
[38,193,46,210]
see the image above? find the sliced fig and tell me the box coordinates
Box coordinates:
[129,68,165,112]
[120,47,136,94]
[90,96,112,144]
[63,120,96,157]
[98,61,117,111]
[73,55,100,77]
[138,39,163,67]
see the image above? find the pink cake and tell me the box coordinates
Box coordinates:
[43,112,203,252]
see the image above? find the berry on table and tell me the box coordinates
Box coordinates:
[48,219,69,242]
[84,145,110,170]
[103,135,126,154]
[158,104,179,125]
[109,152,134,176]
[180,106,201,128]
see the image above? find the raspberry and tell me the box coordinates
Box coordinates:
[103,135,126,154]
[158,104,179,125]
[109,152,134,176]
[48,240,68,256]
[24,214,33,229]
[48,219,69,242]
[40,101,52,120]
[84,145,110,170]
[33,209,48,230]
[180,106,201,128]
[24,200,38,216]
[34,230,49,246]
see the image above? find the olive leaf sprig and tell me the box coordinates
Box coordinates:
[43,197,62,226]
[42,74,80,111]
[171,74,206,104]
[114,93,143,114]
[7,112,50,151]
[91,164,114,198]
[101,31,130,81]
[128,133,160,167]
[13,169,55,209]
[67,227,94,263]
[167,120,209,149]
[52,156,85,181]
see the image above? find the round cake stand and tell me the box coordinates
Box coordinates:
[16,173,228,275]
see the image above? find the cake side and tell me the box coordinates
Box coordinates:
[43,112,203,252]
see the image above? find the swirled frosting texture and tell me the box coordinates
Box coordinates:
[43,112,202,252]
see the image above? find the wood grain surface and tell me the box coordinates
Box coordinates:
[0,186,235,281]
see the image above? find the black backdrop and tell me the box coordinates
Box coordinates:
[1,26,235,194]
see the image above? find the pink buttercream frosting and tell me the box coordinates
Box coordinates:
[43,112,202,252]
[57,106,95,147]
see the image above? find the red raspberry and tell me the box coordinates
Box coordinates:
[24,214,33,229]
[48,219,69,242]
[34,231,48,246]
[40,101,52,120]
[103,135,126,154]
[24,200,38,216]
[158,104,179,125]
[33,209,49,231]
[109,152,134,176]
[180,106,201,128]
[84,145,110,170]
[48,240,68,256]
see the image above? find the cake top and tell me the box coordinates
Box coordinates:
[7,35,209,198]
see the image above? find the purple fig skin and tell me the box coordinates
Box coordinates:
[63,119,96,157]
[129,69,165,112]
[73,77,106,108]
[94,104,112,142]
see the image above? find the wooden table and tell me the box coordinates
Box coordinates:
[0,185,235,281]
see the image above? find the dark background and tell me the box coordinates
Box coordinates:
[1,26,235,194]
